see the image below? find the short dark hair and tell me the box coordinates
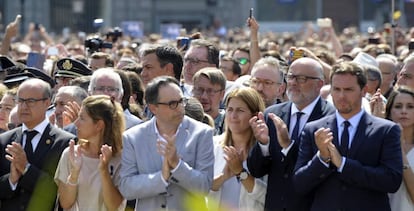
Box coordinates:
[190,39,219,68]
[141,45,183,81]
[330,62,367,89]
[145,76,180,105]
[90,52,114,67]
[221,56,241,76]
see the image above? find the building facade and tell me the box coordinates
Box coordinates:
[0,0,412,36]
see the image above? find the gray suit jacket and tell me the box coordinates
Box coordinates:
[119,116,214,211]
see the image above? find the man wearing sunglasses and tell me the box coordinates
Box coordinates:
[232,46,252,76]
[248,57,335,211]
[119,76,214,211]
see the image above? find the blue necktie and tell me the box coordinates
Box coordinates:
[340,121,350,156]
[291,112,304,142]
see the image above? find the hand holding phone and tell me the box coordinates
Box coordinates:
[247,8,254,27]
[176,37,191,51]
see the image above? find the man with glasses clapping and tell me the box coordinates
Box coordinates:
[248,57,335,211]
[0,78,75,210]
[119,76,214,211]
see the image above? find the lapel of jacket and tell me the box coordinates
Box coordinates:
[329,116,340,147]
[349,112,373,158]
[32,124,54,164]
[281,102,292,127]
[308,98,324,122]
[175,117,190,154]
[148,118,163,169]
[13,127,23,145]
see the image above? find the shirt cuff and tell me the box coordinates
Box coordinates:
[317,151,330,168]
[9,178,18,191]
[170,159,182,174]
[160,174,169,186]
[337,157,346,172]
[22,163,30,175]
[259,141,270,156]
[281,140,295,156]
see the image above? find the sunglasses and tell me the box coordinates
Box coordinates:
[235,58,249,65]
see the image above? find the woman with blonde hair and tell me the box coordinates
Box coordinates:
[209,87,266,210]
[55,95,126,211]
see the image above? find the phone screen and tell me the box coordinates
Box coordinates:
[27,52,46,70]
[47,47,59,56]
[177,37,191,50]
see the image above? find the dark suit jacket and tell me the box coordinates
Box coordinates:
[0,124,75,211]
[247,98,335,211]
[293,112,402,211]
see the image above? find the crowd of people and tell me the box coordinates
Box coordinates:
[0,11,414,211]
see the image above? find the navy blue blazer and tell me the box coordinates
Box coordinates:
[0,124,75,211]
[294,112,402,211]
[247,98,335,211]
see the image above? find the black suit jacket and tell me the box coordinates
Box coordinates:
[293,112,402,211]
[0,124,75,211]
[247,98,335,211]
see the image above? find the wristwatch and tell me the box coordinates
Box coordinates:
[236,168,249,182]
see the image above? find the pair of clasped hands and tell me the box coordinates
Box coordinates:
[156,134,180,181]
[249,112,344,168]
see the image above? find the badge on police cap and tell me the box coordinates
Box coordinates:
[62,59,73,70]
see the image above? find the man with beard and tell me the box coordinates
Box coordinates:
[249,57,286,107]
[192,67,226,135]
[294,61,402,210]
[247,57,335,210]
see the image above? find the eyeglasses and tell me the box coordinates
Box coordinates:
[184,57,209,65]
[15,97,48,107]
[286,74,321,84]
[157,98,188,109]
[250,77,279,88]
[192,87,223,96]
[400,72,413,80]
[235,58,249,65]
[93,86,120,93]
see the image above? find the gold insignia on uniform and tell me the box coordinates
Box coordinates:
[46,139,51,144]
[62,60,73,70]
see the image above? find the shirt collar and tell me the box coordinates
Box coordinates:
[153,117,183,142]
[335,109,365,128]
[291,96,321,116]
[21,118,49,134]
